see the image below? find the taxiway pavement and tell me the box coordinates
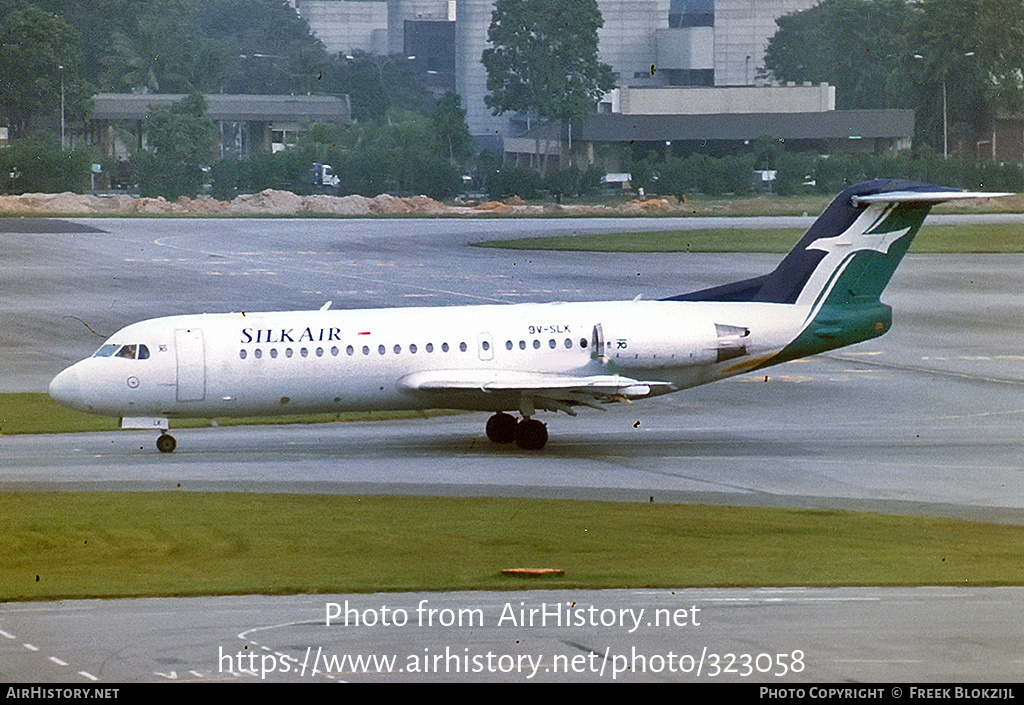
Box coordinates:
[2,214,1023,683]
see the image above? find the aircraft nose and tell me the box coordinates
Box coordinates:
[49,365,85,411]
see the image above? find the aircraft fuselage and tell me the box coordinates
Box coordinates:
[50,299,806,420]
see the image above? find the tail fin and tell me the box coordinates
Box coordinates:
[666,179,1009,360]
[754,180,974,308]
[669,180,1005,305]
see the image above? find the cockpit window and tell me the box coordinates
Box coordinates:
[95,343,151,360]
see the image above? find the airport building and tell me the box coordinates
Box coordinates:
[293,1,822,131]
[86,93,352,161]
[290,0,914,169]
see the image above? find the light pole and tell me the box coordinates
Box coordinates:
[58,64,65,149]
[345,53,416,83]
[344,54,416,124]
[914,51,975,160]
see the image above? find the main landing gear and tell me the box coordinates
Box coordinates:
[156,432,177,453]
[485,412,548,450]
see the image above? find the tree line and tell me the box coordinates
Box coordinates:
[629,148,1024,199]
[763,0,1024,155]
[0,0,480,198]
[0,0,329,133]
[0,0,460,130]
[3,0,1024,200]
[208,105,470,202]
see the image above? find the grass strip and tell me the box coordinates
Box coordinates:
[474,224,1024,254]
[0,392,450,435]
[3,492,1024,601]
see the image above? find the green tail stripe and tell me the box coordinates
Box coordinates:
[769,202,930,365]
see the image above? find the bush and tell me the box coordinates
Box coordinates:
[544,168,578,199]
[579,166,605,196]
[210,144,464,201]
[486,165,543,200]
[134,151,205,200]
[775,151,816,196]
[813,153,866,193]
[207,144,1023,205]
[625,157,657,193]
[722,154,756,196]
[657,156,694,199]
[209,158,240,200]
[0,135,91,194]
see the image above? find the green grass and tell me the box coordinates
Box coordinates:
[1,393,118,434]
[474,223,1024,254]
[3,492,1023,601]
[0,392,451,435]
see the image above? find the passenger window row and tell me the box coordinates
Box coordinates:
[238,337,589,361]
[240,341,468,360]
[507,338,588,351]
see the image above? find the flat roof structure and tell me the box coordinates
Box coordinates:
[88,93,351,123]
[514,110,914,144]
[504,109,915,170]
[86,93,352,160]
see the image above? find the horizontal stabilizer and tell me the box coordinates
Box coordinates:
[851,190,1012,205]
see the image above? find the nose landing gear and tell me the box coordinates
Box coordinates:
[485,412,548,450]
[156,432,177,453]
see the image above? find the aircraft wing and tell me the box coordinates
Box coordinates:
[399,369,673,413]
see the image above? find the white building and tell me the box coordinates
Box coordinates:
[293,1,833,138]
[712,0,819,86]
[293,1,390,55]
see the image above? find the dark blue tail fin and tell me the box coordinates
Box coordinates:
[666,180,1009,361]
[665,180,991,306]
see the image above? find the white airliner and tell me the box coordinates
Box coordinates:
[49,180,1006,452]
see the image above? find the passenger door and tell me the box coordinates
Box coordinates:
[174,328,206,402]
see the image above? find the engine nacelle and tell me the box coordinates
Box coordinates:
[598,316,723,369]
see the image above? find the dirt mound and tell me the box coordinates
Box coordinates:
[0,190,456,216]
[229,189,305,215]
[302,194,373,215]
[4,188,1017,218]
[474,200,513,213]
[0,189,708,217]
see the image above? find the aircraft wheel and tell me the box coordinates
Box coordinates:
[515,418,548,451]
[486,412,518,444]
[156,433,177,454]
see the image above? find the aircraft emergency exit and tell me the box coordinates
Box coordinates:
[49,180,1006,452]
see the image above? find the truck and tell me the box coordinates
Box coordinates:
[312,163,340,193]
